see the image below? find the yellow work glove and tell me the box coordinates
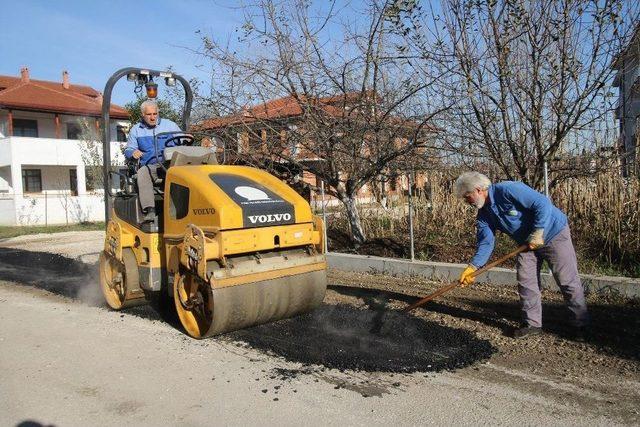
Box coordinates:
[459,265,477,287]
[528,228,545,250]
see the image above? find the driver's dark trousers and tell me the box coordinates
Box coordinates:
[137,164,161,212]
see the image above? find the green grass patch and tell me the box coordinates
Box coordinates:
[0,222,105,239]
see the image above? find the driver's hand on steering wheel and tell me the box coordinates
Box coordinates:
[132,149,143,159]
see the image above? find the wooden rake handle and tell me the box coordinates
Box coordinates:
[403,244,528,313]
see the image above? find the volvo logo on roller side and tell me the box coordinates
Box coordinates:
[248,213,292,224]
[193,208,216,215]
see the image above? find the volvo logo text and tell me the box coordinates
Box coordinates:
[248,213,292,224]
[193,208,216,215]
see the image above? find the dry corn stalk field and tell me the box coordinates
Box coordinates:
[325,171,640,277]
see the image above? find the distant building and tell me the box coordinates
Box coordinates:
[612,25,640,176]
[0,67,129,225]
[197,93,435,206]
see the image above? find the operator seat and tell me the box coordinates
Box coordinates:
[164,146,218,167]
[115,146,218,230]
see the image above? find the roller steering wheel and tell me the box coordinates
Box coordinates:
[153,131,195,170]
[162,132,195,148]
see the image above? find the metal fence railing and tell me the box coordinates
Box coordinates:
[312,176,420,258]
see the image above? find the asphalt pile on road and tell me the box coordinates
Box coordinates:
[225,303,496,373]
[0,247,95,298]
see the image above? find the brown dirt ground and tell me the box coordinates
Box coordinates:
[327,268,640,424]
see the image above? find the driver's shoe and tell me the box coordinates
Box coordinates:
[142,208,156,223]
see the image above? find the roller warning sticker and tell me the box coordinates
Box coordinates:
[209,173,295,228]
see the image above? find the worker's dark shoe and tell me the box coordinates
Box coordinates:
[142,208,156,223]
[513,325,542,339]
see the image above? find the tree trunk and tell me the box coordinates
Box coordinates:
[340,194,366,245]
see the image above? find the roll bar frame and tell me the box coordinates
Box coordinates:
[101,67,193,223]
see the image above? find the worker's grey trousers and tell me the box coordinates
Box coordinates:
[136,164,161,212]
[516,226,589,328]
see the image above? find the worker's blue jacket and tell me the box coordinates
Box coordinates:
[470,181,568,268]
[124,118,182,166]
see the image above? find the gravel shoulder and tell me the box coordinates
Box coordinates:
[328,270,640,424]
[0,231,638,426]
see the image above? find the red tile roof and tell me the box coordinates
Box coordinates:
[196,91,437,133]
[196,96,304,129]
[196,93,370,130]
[0,75,129,119]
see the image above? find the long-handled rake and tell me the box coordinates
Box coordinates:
[403,244,528,313]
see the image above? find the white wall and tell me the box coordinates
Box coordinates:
[0,110,126,142]
[0,199,16,225]
[0,138,11,166]
[12,137,83,166]
[3,137,126,167]
[12,194,106,226]
[0,136,125,183]
[0,111,8,137]
[0,166,11,192]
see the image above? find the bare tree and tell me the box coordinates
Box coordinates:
[195,0,448,244]
[77,118,126,194]
[395,0,638,188]
[77,118,104,192]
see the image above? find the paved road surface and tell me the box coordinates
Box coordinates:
[0,232,635,426]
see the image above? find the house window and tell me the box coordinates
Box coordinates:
[22,169,42,193]
[67,122,82,140]
[13,119,38,137]
[69,169,78,196]
[116,125,127,142]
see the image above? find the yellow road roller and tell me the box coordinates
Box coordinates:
[98,68,326,338]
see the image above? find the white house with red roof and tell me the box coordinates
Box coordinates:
[0,67,129,225]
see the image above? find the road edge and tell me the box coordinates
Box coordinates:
[326,252,640,299]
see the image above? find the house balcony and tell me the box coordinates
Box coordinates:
[0,137,127,225]
[0,136,126,167]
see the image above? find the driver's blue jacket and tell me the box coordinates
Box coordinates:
[124,117,182,166]
[470,182,568,268]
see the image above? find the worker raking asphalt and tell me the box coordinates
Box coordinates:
[225,303,496,373]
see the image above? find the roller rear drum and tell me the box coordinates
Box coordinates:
[99,249,147,310]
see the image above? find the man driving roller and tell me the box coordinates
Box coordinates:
[124,100,183,223]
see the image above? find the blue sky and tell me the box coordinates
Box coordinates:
[0,0,242,106]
